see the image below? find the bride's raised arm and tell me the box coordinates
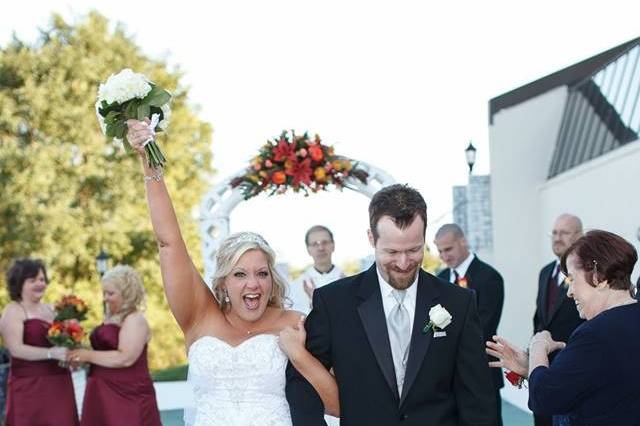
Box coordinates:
[127,119,215,333]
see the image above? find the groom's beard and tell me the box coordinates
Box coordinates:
[386,265,420,290]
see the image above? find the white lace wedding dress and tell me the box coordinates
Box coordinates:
[185,334,293,426]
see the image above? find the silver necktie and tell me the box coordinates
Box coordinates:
[389,289,410,394]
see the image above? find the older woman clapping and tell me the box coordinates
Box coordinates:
[487,230,639,426]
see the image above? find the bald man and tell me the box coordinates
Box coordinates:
[532,214,585,426]
[435,223,505,425]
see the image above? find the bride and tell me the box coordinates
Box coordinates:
[126,120,339,425]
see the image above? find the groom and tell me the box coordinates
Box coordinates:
[286,184,497,425]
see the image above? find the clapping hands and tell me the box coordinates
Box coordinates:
[486,335,529,377]
[303,279,316,300]
[528,330,566,355]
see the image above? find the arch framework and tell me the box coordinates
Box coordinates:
[199,162,396,285]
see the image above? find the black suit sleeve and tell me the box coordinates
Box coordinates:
[533,267,545,333]
[454,292,498,426]
[476,269,504,341]
[285,288,332,426]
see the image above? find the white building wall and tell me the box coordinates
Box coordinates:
[489,87,569,411]
[539,140,640,276]
[489,86,569,349]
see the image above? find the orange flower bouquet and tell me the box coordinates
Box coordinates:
[47,295,89,366]
[54,295,89,322]
[47,319,85,367]
[230,130,368,199]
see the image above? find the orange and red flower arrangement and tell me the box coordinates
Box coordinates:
[231,130,368,199]
[47,295,89,365]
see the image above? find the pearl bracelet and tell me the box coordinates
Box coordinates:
[144,170,164,182]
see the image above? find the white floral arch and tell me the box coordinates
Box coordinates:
[199,161,396,285]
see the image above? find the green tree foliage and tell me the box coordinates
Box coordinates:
[0,12,213,369]
[422,245,443,274]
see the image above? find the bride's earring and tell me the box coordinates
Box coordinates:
[224,289,230,303]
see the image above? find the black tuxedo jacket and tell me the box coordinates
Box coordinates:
[533,261,584,347]
[437,256,505,390]
[286,265,497,426]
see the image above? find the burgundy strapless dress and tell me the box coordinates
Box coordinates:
[79,323,161,426]
[5,318,79,426]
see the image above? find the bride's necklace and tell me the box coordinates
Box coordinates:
[225,314,254,336]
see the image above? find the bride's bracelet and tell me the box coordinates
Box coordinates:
[144,170,164,182]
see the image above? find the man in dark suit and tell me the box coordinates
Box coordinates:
[434,223,505,425]
[286,184,497,426]
[532,213,585,426]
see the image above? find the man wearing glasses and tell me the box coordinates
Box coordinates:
[290,225,345,314]
[532,213,585,426]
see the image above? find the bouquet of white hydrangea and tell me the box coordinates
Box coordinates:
[95,68,171,169]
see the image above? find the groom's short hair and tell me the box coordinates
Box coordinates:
[369,184,427,243]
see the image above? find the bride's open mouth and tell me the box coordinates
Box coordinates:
[243,293,261,310]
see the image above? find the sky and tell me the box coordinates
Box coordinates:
[2,0,639,268]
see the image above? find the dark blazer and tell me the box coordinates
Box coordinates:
[528,303,640,425]
[533,261,584,351]
[286,264,497,426]
[438,256,505,390]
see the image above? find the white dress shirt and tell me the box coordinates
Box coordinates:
[552,259,567,286]
[449,253,475,283]
[377,267,418,342]
[289,265,345,314]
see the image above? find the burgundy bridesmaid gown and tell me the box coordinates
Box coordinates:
[80,323,161,426]
[5,318,79,426]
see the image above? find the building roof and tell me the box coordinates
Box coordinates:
[489,37,640,124]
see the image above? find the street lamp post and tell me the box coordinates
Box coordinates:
[465,141,477,174]
[95,249,111,278]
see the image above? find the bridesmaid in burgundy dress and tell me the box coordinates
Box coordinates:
[0,258,79,426]
[68,265,161,426]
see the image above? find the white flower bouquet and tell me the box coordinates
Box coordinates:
[95,68,171,169]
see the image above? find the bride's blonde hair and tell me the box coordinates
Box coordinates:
[211,232,288,310]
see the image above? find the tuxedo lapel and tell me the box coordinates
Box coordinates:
[539,263,553,325]
[466,257,483,288]
[548,278,569,323]
[400,270,439,406]
[356,265,399,401]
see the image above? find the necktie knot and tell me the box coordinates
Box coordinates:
[453,269,460,284]
[392,289,406,305]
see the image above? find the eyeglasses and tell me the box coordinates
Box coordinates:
[308,240,333,248]
[549,230,576,238]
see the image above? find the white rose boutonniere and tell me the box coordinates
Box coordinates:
[422,304,452,334]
